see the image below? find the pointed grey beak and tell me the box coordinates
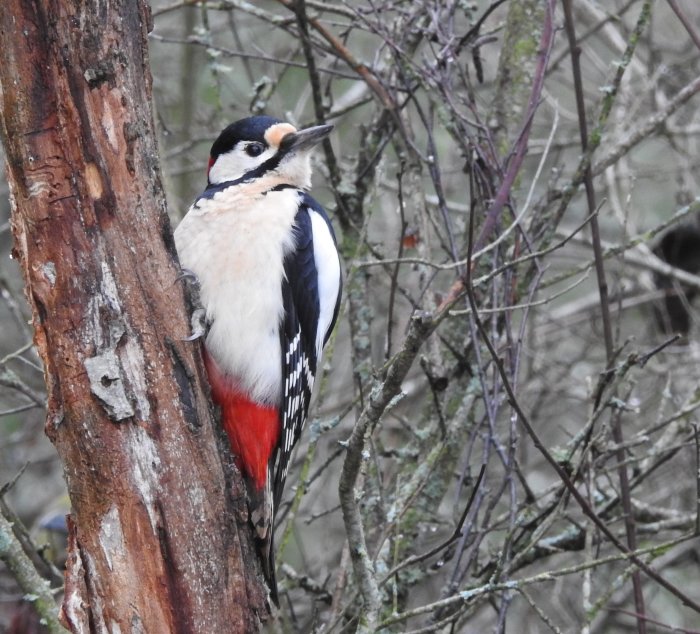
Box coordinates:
[280,124,333,153]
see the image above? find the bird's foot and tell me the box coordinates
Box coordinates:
[176,268,207,341]
[183,308,207,341]
[175,267,199,284]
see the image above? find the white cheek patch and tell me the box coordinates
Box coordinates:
[208,146,277,184]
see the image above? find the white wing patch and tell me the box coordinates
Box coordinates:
[309,209,342,357]
[275,198,341,507]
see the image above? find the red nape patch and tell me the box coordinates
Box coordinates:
[203,351,279,490]
[207,156,215,175]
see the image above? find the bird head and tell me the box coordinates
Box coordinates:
[207,115,333,189]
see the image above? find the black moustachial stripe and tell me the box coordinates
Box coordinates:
[202,151,288,192]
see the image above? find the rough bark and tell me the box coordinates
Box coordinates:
[0,1,268,632]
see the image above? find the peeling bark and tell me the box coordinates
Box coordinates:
[0,1,268,632]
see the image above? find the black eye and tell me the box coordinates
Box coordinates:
[245,142,265,157]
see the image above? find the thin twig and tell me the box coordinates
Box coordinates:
[337,311,437,629]
[378,534,695,629]
[438,0,557,311]
[694,424,700,535]
[379,464,486,585]
[666,0,700,51]
[561,0,614,363]
[293,0,343,193]
[606,607,700,634]
[464,293,700,613]
[562,3,647,626]
[592,74,700,177]
[545,0,655,242]
[149,33,359,80]
[275,0,397,111]
[0,506,65,633]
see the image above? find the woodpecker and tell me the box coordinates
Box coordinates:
[174,116,342,604]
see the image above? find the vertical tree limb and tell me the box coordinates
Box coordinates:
[0,1,268,630]
[562,2,651,630]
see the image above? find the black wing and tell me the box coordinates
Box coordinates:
[273,196,341,509]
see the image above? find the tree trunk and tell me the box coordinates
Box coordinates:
[490,0,546,152]
[0,1,268,631]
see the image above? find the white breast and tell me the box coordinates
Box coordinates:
[174,186,301,405]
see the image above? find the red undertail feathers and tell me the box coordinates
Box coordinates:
[203,350,280,604]
[203,350,280,490]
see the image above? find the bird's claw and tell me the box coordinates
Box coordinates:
[176,269,207,341]
[183,308,207,342]
[176,267,199,284]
